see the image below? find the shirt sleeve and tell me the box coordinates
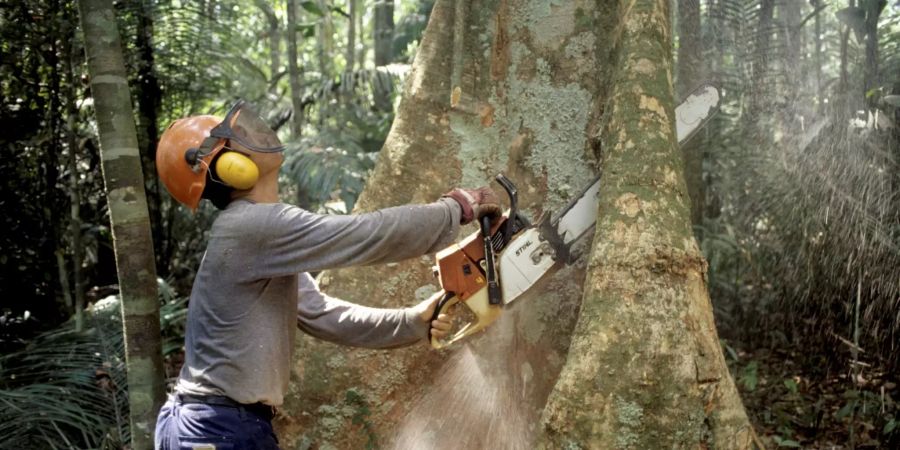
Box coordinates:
[254,198,461,279]
[296,272,429,348]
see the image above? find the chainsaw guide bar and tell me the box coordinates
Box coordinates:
[431,84,721,348]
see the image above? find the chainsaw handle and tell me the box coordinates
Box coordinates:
[429,287,502,349]
[427,290,456,341]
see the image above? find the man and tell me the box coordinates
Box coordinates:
[153,101,499,449]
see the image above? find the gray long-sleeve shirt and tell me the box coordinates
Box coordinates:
[174,198,461,406]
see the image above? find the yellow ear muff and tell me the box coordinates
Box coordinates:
[215,152,259,190]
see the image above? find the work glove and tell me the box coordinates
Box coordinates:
[443,186,501,225]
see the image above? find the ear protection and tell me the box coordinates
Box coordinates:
[184,147,259,190]
[213,151,259,190]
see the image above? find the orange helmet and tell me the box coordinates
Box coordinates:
[156,115,225,210]
[156,101,285,210]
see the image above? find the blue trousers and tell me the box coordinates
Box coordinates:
[155,396,280,450]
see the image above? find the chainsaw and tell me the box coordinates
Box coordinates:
[428,84,722,349]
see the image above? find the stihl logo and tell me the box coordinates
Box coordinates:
[515,240,534,257]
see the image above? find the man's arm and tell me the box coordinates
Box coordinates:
[296,272,429,348]
[253,198,462,279]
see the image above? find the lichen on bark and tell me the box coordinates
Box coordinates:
[538,0,754,448]
[278,1,754,449]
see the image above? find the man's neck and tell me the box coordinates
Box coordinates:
[231,174,279,204]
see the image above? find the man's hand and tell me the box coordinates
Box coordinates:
[413,291,454,340]
[443,186,501,225]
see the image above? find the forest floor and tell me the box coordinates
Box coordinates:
[161,333,899,448]
[728,341,898,449]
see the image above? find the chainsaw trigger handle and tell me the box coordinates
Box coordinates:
[430,287,502,349]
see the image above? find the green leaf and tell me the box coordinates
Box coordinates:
[296,23,317,38]
[739,361,758,391]
[783,379,798,394]
[777,439,801,448]
[300,1,325,16]
[884,419,897,435]
[835,401,856,419]
[722,340,739,362]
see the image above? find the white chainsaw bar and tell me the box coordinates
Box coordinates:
[499,84,721,304]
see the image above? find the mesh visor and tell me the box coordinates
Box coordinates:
[211,100,284,153]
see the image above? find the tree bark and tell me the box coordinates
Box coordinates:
[254,0,282,86]
[863,0,886,107]
[374,0,394,66]
[749,0,774,122]
[275,1,752,448]
[77,0,165,448]
[373,0,395,111]
[539,0,753,447]
[287,0,305,136]
[346,0,356,71]
[63,14,86,331]
[134,0,165,277]
[812,0,823,112]
[676,0,704,226]
[316,0,334,77]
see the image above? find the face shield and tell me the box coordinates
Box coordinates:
[193,100,285,159]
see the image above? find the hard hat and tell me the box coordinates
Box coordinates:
[156,114,224,210]
[156,100,285,209]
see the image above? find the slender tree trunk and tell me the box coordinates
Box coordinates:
[676,0,704,226]
[373,0,395,111]
[357,1,366,67]
[539,0,753,447]
[63,11,85,331]
[839,0,853,115]
[750,0,774,122]
[781,0,802,97]
[46,0,64,315]
[254,0,281,86]
[134,0,165,277]
[813,0,823,111]
[77,0,165,448]
[316,0,334,76]
[374,0,394,66]
[346,0,356,71]
[287,0,305,136]
[863,0,885,107]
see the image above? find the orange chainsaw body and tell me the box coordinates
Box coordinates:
[435,218,506,300]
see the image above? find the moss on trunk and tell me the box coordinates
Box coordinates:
[77,0,165,448]
[538,0,753,448]
[278,1,754,448]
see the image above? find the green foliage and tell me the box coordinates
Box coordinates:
[696,0,900,372]
[0,280,188,450]
[284,67,403,211]
[739,360,759,391]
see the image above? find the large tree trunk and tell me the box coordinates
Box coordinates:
[77,0,165,448]
[539,0,753,447]
[276,1,752,448]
